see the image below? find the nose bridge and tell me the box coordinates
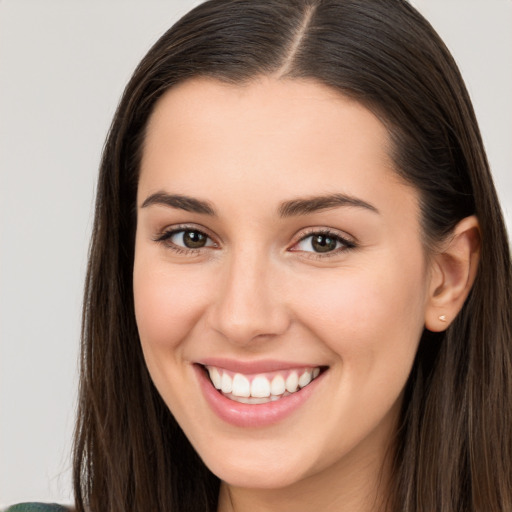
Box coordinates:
[208,244,289,345]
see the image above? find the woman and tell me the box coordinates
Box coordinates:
[8,0,511,511]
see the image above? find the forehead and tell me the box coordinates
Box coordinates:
[143,77,389,157]
[138,76,415,218]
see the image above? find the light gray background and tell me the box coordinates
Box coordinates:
[1,0,511,506]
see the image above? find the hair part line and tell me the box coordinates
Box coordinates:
[275,2,317,77]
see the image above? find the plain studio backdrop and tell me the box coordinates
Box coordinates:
[0,0,511,506]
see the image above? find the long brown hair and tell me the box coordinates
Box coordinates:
[73,1,512,511]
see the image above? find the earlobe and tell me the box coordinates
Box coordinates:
[424,215,481,332]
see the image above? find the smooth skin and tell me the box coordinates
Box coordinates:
[133,77,480,512]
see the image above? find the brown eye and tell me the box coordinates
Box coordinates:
[311,234,338,253]
[293,231,355,256]
[182,230,208,248]
[160,229,215,250]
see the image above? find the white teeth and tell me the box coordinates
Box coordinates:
[231,395,272,404]
[251,375,271,398]
[298,370,312,388]
[208,367,222,389]
[221,372,233,394]
[285,371,299,393]
[231,396,250,404]
[270,374,286,396]
[232,373,251,397]
[206,366,323,401]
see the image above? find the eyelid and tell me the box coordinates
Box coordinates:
[289,227,357,257]
[152,223,356,258]
[153,223,220,252]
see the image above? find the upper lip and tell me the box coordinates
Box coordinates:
[196,358,326,374]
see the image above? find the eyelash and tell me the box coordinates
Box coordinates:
[154,225,357,259]
[291,228,357,259]
[154,224,217,256]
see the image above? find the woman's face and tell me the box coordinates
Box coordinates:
[134,77,432,491]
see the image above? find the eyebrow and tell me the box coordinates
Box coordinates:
[141,192,216,215]
[278,193,379,217]
[140,191,378,217]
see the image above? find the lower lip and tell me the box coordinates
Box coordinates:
[194,365,325,428]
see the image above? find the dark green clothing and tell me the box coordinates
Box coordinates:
[4,504,71,512]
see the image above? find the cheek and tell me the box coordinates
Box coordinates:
[133,254,210,354]
[291,256,427,371]
[132,252,215,416]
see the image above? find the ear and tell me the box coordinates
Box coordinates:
[424,216,481,332]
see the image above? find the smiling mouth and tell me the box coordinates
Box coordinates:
[203,365,326,404]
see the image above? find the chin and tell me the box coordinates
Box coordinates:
[210,458,308,490]
[193,436,325,490]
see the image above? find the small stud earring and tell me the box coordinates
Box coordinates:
[439,315,447,322]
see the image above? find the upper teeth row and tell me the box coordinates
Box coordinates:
[206,366,321,398]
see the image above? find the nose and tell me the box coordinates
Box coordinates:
[207,248,291,346]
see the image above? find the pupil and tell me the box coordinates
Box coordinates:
[183,231,206,248]
[312,234,337,253]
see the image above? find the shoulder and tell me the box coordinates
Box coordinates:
[3,504,72,512]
